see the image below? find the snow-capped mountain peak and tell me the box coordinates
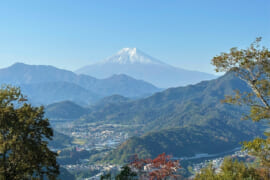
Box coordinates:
[101,48,163,65]
[75,48,217,88]
[117,48,137,56]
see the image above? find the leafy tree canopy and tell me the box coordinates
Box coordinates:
[201,38,270,178]
[195,157,261,180]
[0,85,59,179]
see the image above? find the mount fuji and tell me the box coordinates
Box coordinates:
[76,48,216,88]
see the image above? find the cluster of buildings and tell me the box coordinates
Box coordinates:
[56,123,254,179]
[54,123,130,179]
[63,163,120,172]
[57,123,129,151]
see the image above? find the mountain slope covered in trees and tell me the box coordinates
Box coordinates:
[80,72,263,162]
[103,125,255,163]
[45,101,90,120]
[80,72,255,132]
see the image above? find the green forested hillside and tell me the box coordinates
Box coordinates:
[45,101,89,120]
[81,72,254,132]
[92,95,131,110]
[103,125,255,163]
[58,168,76,180]
[94,94,130,106]
[49,131,74,149]
[81,72,263,162]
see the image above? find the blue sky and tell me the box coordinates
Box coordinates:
[0,0,269,74]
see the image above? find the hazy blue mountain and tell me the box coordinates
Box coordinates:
[0,63,160,104]
[0,62,91,84]
[76,48,216,88]
[45,101,90,120]
[93,94,130,106]
[93,74,160,97]
[20,82,99,105]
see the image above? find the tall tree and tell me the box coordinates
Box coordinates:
[0,85,59,180]
[212,38,270,169]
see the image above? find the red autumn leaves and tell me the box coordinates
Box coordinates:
[129,153,181,180]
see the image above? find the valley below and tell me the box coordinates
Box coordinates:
[50,120,257,179]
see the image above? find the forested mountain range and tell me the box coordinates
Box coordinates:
[104,125,254,164]
[76,72,263,162]
[79,72,255,131]
[44,95,132,122]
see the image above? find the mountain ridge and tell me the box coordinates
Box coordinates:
[0,63,161,105]
[79,72,256,133]
[85,72,262,163]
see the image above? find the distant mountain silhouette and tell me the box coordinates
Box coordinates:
[0,63,160,105]
[76,48,216,88]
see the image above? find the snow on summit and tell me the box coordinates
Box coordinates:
[75,48,216,88]
[101,48,164,65]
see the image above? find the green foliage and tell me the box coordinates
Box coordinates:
[211,38,270,171]
[115,166,137,180]
[219,158,260,180]
[195,158,260,180]
[100,172,112,180]
[57,148,91,165]
[212,37,270,122]
[57,167,76,180]
[197,38,270,179]
[0,85,59,179]
[195,164,217,180]
[242,138,270,168]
